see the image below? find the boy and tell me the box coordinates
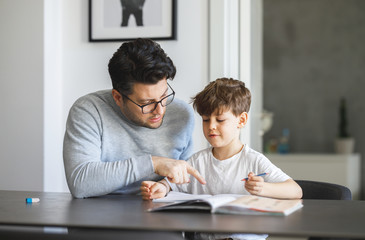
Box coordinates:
[141,78,302,239]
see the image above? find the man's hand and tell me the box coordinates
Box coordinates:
[140,181,167,200]
[152,156,206,185]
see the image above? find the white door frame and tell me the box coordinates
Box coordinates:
[209,0,263,151]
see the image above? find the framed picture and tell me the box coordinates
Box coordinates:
[89,0,177,42]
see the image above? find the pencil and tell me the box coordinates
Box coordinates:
[241,173,268,181]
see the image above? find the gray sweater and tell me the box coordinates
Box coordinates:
[63,90,194,198]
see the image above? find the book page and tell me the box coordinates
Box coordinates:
[150,193,244,212]
[202,194,242,210]
[221,195,303,215]
[153,192,212,203]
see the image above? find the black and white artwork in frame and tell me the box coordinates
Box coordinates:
[89,0,176,42]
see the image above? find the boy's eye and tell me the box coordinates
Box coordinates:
[202,119,209,122]
[217,119,225,122]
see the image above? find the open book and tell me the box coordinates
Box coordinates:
[149,192,303,216]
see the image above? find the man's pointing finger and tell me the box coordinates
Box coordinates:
[187,165,206,185]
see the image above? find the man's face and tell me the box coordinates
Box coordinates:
[113,79,170,129]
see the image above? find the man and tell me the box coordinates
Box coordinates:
[63,38,205,198]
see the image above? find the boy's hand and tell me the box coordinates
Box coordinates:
[140,181,167,200]
[244,172,265,196]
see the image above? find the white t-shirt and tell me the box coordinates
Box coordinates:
[170,145,287,240]
[171,145,290,195]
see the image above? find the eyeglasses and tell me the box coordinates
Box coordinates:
[121,83,175,114]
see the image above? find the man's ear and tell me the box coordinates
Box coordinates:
[112,89,123,107]
[238,112,248,128]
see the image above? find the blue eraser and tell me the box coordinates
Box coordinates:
[25,198,40,203]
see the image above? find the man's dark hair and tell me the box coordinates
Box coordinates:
[108,38,176,95]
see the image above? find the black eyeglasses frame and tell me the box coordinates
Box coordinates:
[120,83,175,114]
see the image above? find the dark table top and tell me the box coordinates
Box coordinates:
[1,190,365,239]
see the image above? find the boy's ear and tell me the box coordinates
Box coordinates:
[238,112,248,128]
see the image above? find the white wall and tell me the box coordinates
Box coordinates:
[0,0,44,191]
[1,0,208,192]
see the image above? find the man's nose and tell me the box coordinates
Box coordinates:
[152,102,164,115]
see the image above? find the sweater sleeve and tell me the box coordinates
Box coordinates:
[63,99,154,198]
[174,101,195,161]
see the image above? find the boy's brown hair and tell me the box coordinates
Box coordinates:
[192,78,251,116]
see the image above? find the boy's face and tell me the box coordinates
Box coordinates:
[202,109,247,148]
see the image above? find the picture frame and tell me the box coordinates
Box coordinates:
[89,0,177,42]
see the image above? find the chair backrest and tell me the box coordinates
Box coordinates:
[295,180,352,200]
